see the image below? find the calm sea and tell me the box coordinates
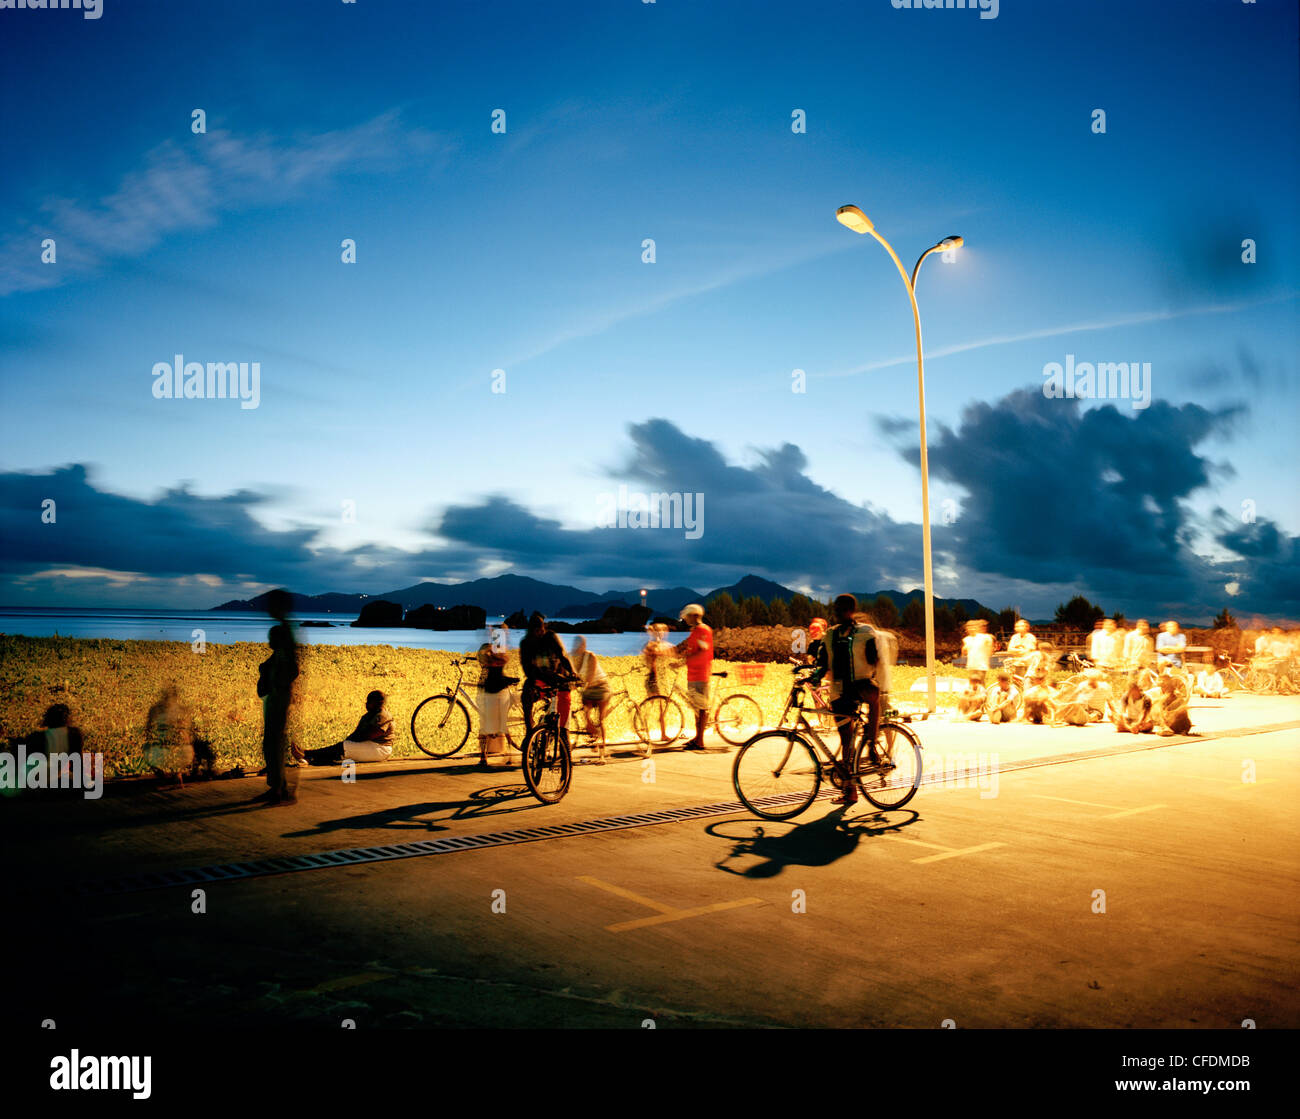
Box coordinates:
[0,608,651,658]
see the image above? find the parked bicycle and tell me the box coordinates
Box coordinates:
[521,684,575,804]
[636,664,764,750]
[410,656,525,758]
[733,668,922,819]
[564,669,654,750]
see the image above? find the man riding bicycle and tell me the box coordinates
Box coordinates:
[808,594,886,805]
[520,612,578,737]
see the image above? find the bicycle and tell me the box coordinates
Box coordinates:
[410,656,526,759]
[636,665,764,750]
[733,669,923,820]
[779,658,835,733]
[564,670,654,751]
[521,684,576,804]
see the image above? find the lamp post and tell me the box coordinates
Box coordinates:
[835,204,962,714]
[640,588,647,615]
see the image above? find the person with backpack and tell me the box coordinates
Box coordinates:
[809,594,892,805]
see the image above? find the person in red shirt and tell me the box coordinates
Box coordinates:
[674,603,714,750]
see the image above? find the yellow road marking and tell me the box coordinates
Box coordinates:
[912,842,1006,864]
[1100,805,1166,819]
[577,875,678,914]
[1033,794,1124,810]
[607,898,765,933]
[579,876,763,933]
[882,836,953,852]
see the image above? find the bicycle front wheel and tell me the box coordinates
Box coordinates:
[636,696,684,748]
[410,695,471,758]
[522,726,571,804]
[732,731,821,820]
[714,694,763,745]
[856,721,922,810]
[505,693,527,751]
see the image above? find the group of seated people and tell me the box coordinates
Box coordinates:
[954,617,1210,735]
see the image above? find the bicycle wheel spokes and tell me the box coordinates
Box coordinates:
[732,731,821,820]
[857,722,922,810]
[636,696,683,747]
[523,727,571,804]
[714,694,763,745]
[410,695,470,758]
[505,695,527,750]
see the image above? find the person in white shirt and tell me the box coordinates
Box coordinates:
[1093,618,1121,669]
[984,671,1019,724]
[1086,619,1107,663]
[1156,620,1187,667]
[1194,662,1227,699]
[1006,619,1036,657]
[1124,619,1155,669]
[962,619,994,682]
[1266,627,1291,659]
[1254,631,1271,657]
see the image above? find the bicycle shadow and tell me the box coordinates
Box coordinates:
[281,783,539,839]
[707,807,920,879]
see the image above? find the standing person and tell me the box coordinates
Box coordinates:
[805,617,828,665]
[255,589,300,806]
[1086,618,1107,664]
[1097,618,1122,670]
[674,604,714,751]
[962,620,994,682]
[1006,619,1036,658]
[810,594,885,805]
[475,643,519,768]
[1124,619,1155,670]
[641,623,673,745]
[1156,620,1187,668]
[570,636,611,763]
[520,613,576,738]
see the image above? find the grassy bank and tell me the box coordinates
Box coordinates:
[0,635,976,778]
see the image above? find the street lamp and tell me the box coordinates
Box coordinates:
[835,204,962,714]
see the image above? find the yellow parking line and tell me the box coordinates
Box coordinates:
[912,842,1006,864]
[1100,804,1165,819]
[577,875,678,914]
[579,876,763,933]
[606,898,765,933]
[1033,794,1124,810]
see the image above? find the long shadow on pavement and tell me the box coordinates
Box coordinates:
[281,783,543,839]
[708,807,920,878]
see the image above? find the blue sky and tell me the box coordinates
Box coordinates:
[1,0,1297,622]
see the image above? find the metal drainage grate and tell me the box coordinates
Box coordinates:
[68,793,815,898]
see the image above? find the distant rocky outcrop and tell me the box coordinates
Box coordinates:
[404,603,487,631]
[352,600,404,627]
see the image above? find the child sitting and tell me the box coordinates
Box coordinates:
[956,672,987,721]
[1150,673,1192,737]
[984,671,1019,724]
[305,690,395,765]
[1194,660,1227,699]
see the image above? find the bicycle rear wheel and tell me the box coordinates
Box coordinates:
[856,721,922,810]
[714,693,763,745]
[732,731,821,820]
[410,695,471,758]
[636,696,684,748]
[522,726,571,804]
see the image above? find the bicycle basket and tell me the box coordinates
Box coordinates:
[736,663,766,685]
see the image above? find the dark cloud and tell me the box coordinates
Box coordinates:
[873,415,917,439]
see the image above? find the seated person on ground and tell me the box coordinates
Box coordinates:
[305,690,395,765]
[1113,680,1154,734]
[984,670,1019,724]
[1150,673,1192,737]
[1194,659,1228,699]
[1020,671,1056,724]
[956,672,987,721]
[1055,670,1111,726]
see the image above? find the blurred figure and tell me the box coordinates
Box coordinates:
[475,641,518,769]
[641,622,673,745]
[956,672,987,721]
[1194,658,1228,699]
[1151,672,1192,736]
[805,617,828,665]
[1156,620,1186,668]
[1006,618,1036,657]
[1124,619,1155,670]
[570,636,611,762]
[25,703,88,788]
[1097,618,1123,670]
[255,589,300,806]
[305,690,395,765]
[143,684,210,784]
[1086,618,1107,663]
[1056,670,1111,726]
[1021,670,1056,724]
[985,670,1019,724]
[1113,680,1155,734]
[962,619,993,682]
